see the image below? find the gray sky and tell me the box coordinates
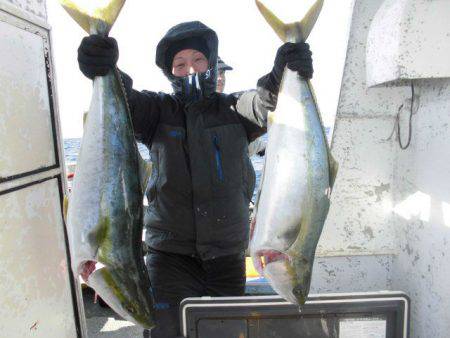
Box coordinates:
[47,0,354,138]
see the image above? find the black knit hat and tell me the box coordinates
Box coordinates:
[155,21,218,79]
[166,37,210,71]
[155,21,218,97]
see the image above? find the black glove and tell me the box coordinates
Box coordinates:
[272,42,313,80]
[77,35,119,79]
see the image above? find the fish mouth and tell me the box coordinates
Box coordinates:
[78,260,103,283]
[252,249,290,276]
[252,249,307,305]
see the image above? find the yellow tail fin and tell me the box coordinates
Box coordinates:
[255,0,324,42]
[59,0,126,34]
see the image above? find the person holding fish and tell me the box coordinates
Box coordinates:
[77,20,313,338]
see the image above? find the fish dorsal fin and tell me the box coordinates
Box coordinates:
[312,91,338,193]
[255,0,324,42]
[305,78,338,194]
[59,0,126,34]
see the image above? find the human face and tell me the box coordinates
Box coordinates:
[171,49,208,77]
[216,70,226,93]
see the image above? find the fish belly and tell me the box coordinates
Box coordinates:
[67,73,153,327]
[250,70,330,305]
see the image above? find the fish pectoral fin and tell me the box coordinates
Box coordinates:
[59,0,126,34]
[255,0,324,42]
[138,149,152,194]
[63,195,69,223]
[329,154,339,193]
[82,112,88,129]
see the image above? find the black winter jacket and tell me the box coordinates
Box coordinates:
[121,22,280,260]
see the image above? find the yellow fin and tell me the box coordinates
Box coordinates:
[255,0,289,41]
[63,195,69,223]
[305,82,338,194]
[255,0,324,42]
[82,111,88,128]
[138,150,152,195]
[329,153,338,192]
[299,0,325,41]
[59,0,126,34]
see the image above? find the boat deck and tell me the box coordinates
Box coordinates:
[84,288,143,338]
[84,278,274,337]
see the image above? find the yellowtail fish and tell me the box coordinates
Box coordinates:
[61,0,154,327]
[250,0,338,305]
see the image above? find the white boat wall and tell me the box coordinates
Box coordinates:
[313,1,450,337]
[0,0,85,337]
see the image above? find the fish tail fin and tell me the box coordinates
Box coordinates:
[255,0,324,42]
[59,0,126,34]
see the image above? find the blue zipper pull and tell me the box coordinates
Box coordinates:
[213,134,224,182]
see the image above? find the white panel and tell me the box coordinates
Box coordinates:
[367,0,450,87]
[334,0,409,119]
[0,19,56,180]
[2,0,47,19]
[0,178,78,337]
[320,117,396,256]
[332,0,450,336]
[311,255,393,294]
[391,79,450,338]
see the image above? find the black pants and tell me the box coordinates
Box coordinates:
[143,249,246,338]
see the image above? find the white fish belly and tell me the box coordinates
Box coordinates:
[252,123,309,251]
[66,77,115,273]
[250,70,330,254]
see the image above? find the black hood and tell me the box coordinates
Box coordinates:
[156,21,219,99]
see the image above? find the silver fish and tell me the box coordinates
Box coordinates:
[61,0,154,328]
[250,0,338,305]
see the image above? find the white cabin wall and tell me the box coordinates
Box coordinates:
[312,0,409,293]
[319,0,450,337]
[0,0,86,336]
[391,78,450,338]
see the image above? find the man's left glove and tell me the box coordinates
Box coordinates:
[77,34,119,79]
[272,42,313,81]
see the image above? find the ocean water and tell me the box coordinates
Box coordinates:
[63,128,329,201]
